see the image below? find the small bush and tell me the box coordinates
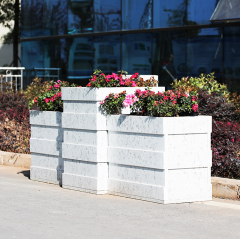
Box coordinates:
[171,73,229,96]
[0,92,30,154]
[87,70,158,87]
[211,120,240,179]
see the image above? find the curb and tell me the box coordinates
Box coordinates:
[212,177,240,200]
[0,151,31,169]
[1,151,240,201]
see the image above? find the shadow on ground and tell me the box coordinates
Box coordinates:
[17,170,30,179]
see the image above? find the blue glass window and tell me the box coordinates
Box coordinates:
[93,35,120,74]
[122,0,152,30]
[94,0,121,32]
[153,0,186,28]
[67,37,93,85]
[68,0,93,34]
[186,28,223,79]
[43,0,67,36]
[21,0,43,38]
[21,41,44,88]
[187,0,218,25]
[43,39,67,81]
[224,26,240,93]
[152,31,186,88]
[122,33,151,75]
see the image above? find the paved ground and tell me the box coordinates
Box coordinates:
[1,165,240,239]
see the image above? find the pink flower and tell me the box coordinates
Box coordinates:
[131,81,137,87]
[54,84,60,89]
[87,82,91,87]
[34,98,38,103]
[45,98,50,103]
[57,80,61,83]
[57,92,62,98]
[192,104,198,112]
[172,100,177,105]
[123,94,139,107]
[135,89,143,96]
[230,138,235,142]
[48,86,52,91]
[163,96,168,101]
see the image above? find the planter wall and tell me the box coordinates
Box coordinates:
[61,87,164,194]
[30,110,63,185]
[106,115,212,204]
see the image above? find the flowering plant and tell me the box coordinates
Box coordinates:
[100,91,126,114]
[86,69,157,87]
[133,89,198,117]
[29,80,76,112]
[100,88,198,117]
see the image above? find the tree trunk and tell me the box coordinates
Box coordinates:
[13,0,20,67]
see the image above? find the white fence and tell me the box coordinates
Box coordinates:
[0,67,25,91]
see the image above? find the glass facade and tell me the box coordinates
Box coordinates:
[21,0,240,93]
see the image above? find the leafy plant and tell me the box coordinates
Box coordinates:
[171,73,230,97]
[197,89,239,122]
[100,89,198,117]
[211,120,240,179]
[28,80,75,112]
[86,70,158,87]
[0,91,30,154]
[100,91,126,114]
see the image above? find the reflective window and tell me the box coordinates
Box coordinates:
[122,33,151,75]
[153,0,186,28]
[21,0,43,38]
[224,26,240,93]
[21,41,44,88]
[187,0,218,25]
[93,35,120,74]
[94,0,121,32]
[44,0,67,36]
[186,28,223,80]
[152,31,186,89]
[122,0,152,30]
[68,0,93,34]
[67,37,93,85]
[43,39,67,81]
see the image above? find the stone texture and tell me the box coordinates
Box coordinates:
[107,115,212,204]
[62,87,165,101]
[30,111,63,185]
[107,115,212,134]
[30,110,62,127]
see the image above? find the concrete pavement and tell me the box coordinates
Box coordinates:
[1,165,240,239]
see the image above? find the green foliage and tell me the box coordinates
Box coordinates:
[171,73,230,97]
[25,78,52,108]
[29,80,72,112]
[100,91,126,114]
[0,0,15,29]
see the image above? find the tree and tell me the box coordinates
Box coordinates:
[0,0,20,67]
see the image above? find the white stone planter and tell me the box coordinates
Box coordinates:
[61,87,164,194]
[106,115,212,204]
[30,110,63,185]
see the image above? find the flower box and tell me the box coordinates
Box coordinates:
[106,115,212,204]
[30,110,63,185]
[61,87,164,194]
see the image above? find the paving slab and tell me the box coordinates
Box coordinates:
[1,165,240,239]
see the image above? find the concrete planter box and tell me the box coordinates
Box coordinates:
[61,87,164,194]
[106,115,212,204]
[30,110,63,185]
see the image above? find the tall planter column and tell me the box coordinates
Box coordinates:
[61,87,164,194]
[107,115,212,204]
[30,111,63,185]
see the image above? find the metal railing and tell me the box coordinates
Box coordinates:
[0,67,25,92]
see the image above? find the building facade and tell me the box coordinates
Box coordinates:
[21,0,240,93]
